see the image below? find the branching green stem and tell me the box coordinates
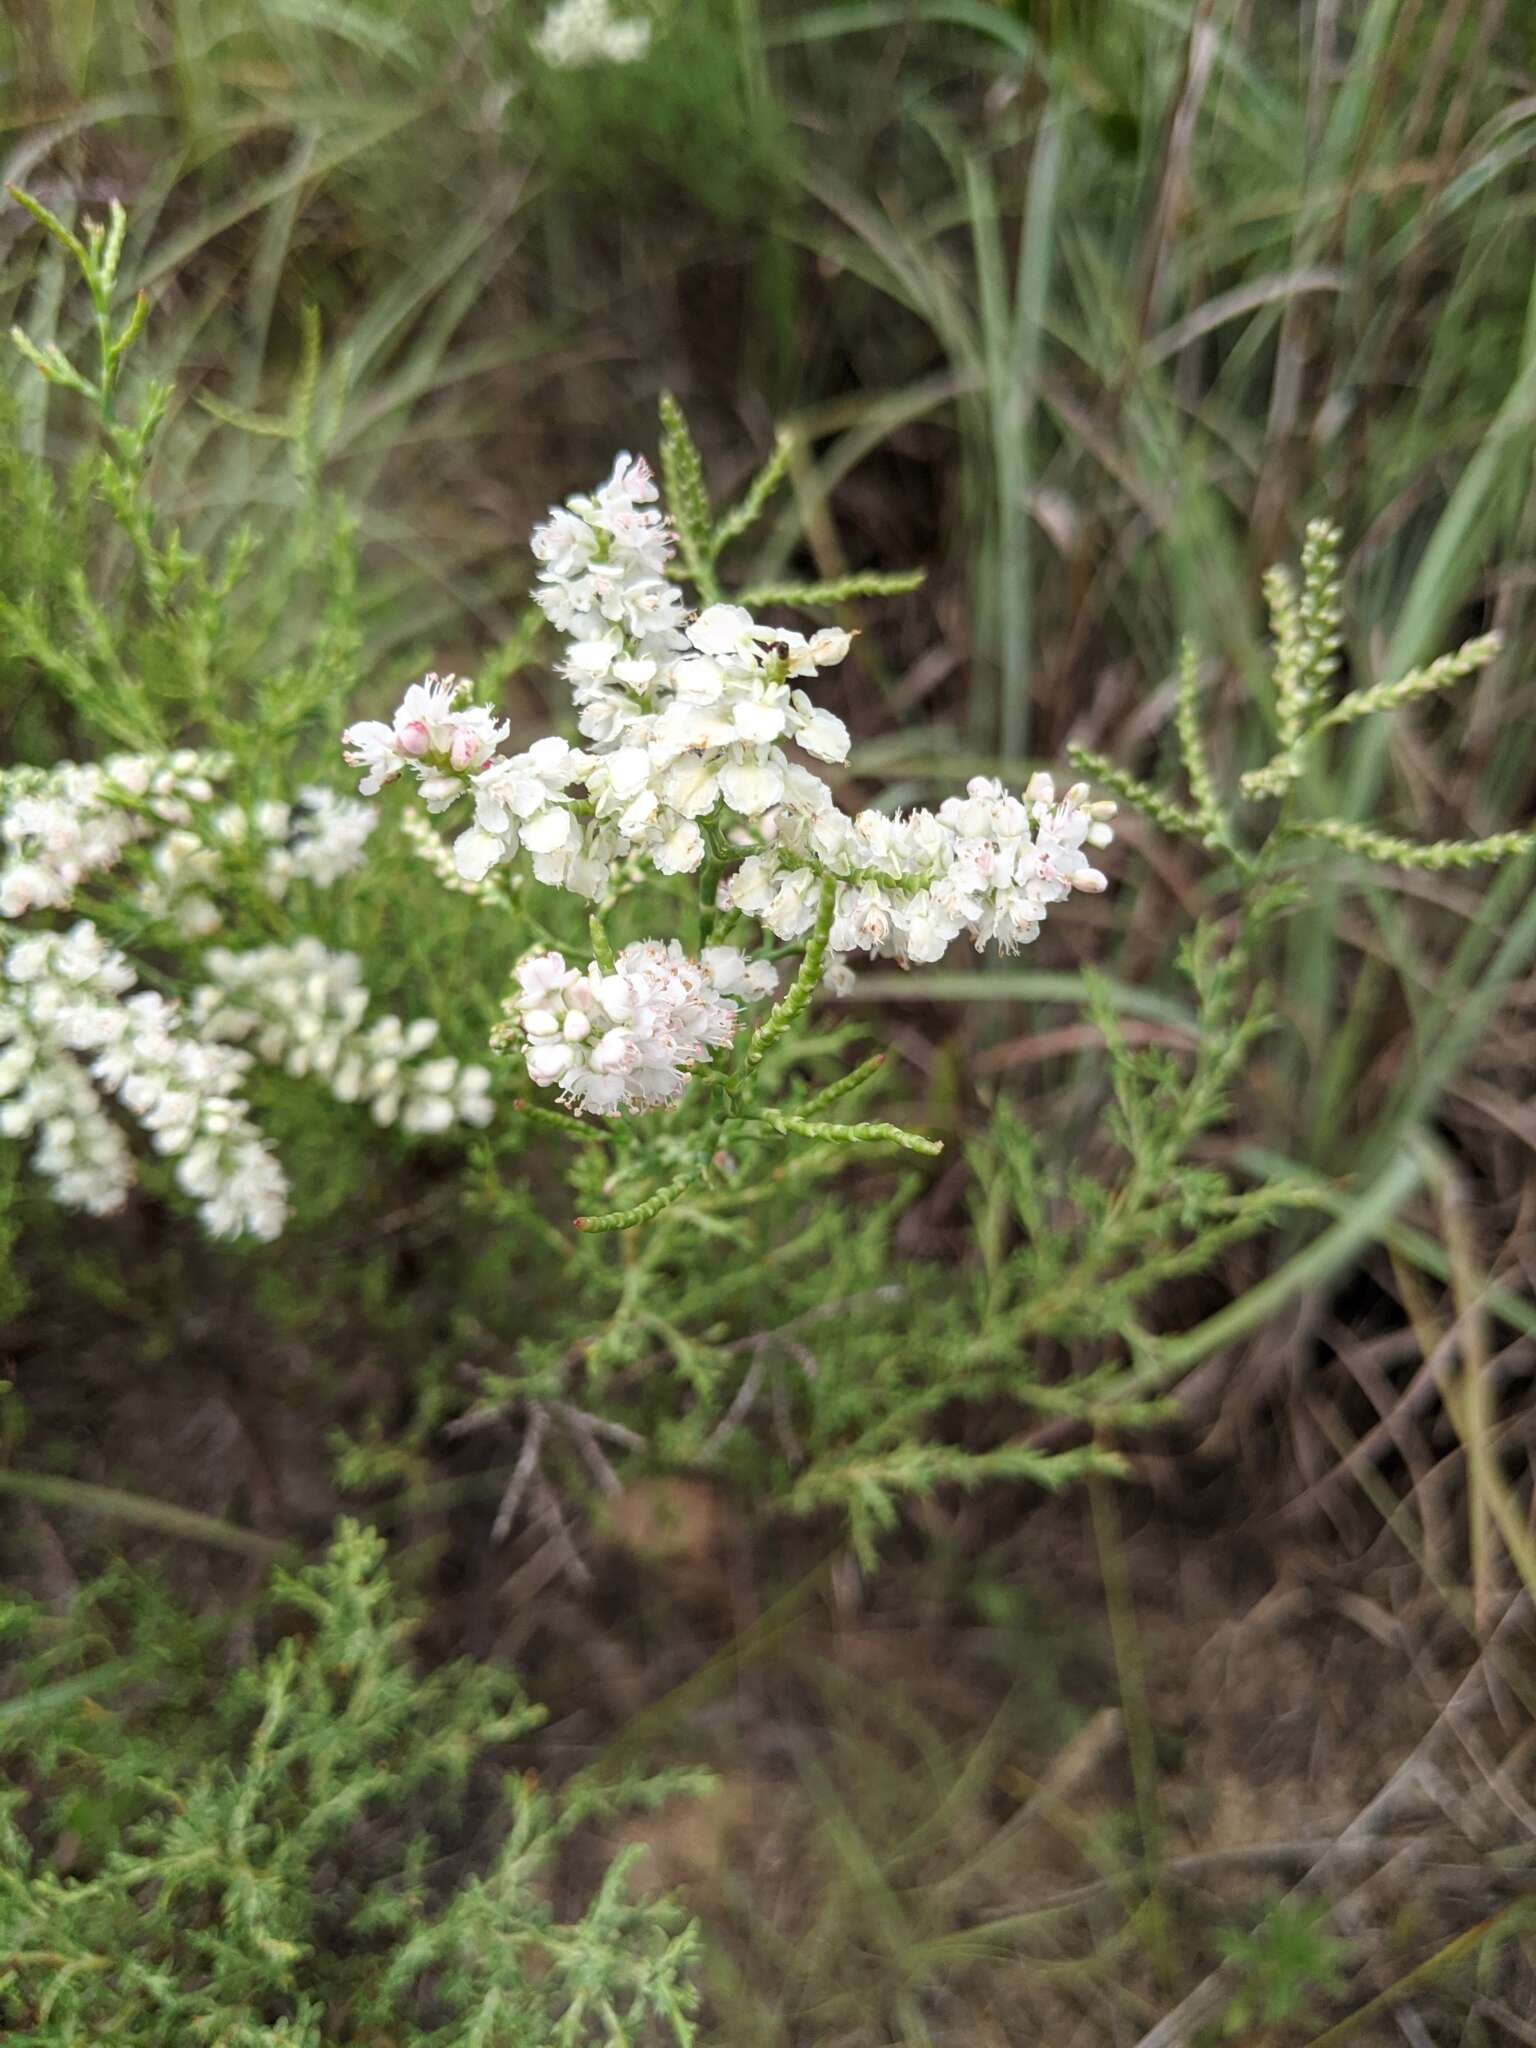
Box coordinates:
[1068,745,1205,841]
[799,1053,886,1116]
[696,853,725,948]
[1173,639,1234,854]
[734,568,924,609]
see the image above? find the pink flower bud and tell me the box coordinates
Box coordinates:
[396,720,432,759]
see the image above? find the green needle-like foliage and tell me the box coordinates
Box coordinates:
[0,1523,700,2045]
[1073,518,1536,878]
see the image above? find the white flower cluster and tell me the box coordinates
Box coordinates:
[138,787,378,935]
[0,752,229,921]
[729,772,1113,965]
[341,674,509,808]
[343,455,855,900]
[1,754,376,939]
[534,0,651,69]
[194,939,494,1135]
[0,1016,133,1218]
[0,921,287,1238]
[0,738,496,1236]
[341,445,1116,1118]
[506,941,772,1115]
[265,787,379,894]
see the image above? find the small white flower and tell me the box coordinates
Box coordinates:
[686,604,763,661]
[789,695,851,764]
[821,954,858,998]
[659,750,724,820]
[804,627,855,669]
[652,818,705,874]
[454,827,505,885]
[701,947,778,1001]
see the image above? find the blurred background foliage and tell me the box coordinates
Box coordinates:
[4,1,1536,2040]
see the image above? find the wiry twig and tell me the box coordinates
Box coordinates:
[703,1323,829,1461]
[771,1364,804,1465]
[704,1351,769,1456]
[531,1472,591,1588]
[491,1402,547,1546]
[549,1401,647,1451]
[452,1371,651,1557]
[554,1402,626,1498]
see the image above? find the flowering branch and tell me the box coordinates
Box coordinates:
[0,754,494,1238]
[339,403,1117,1228]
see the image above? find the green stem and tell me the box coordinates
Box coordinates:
[588,911,616,974]
[799,1052,885,1116]
[512,1098,608,1145]
[1088,1471,1174,1995]
[575,1170,700,1234]
[0,1469,285,1558]
[741,1111,941,1157]
[696,852,724,948]
[747,874,837,1068]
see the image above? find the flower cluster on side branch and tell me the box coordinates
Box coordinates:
[0,754,499,1240]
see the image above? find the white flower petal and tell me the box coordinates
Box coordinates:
[454,827,506,881]
[719,756,786,816]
